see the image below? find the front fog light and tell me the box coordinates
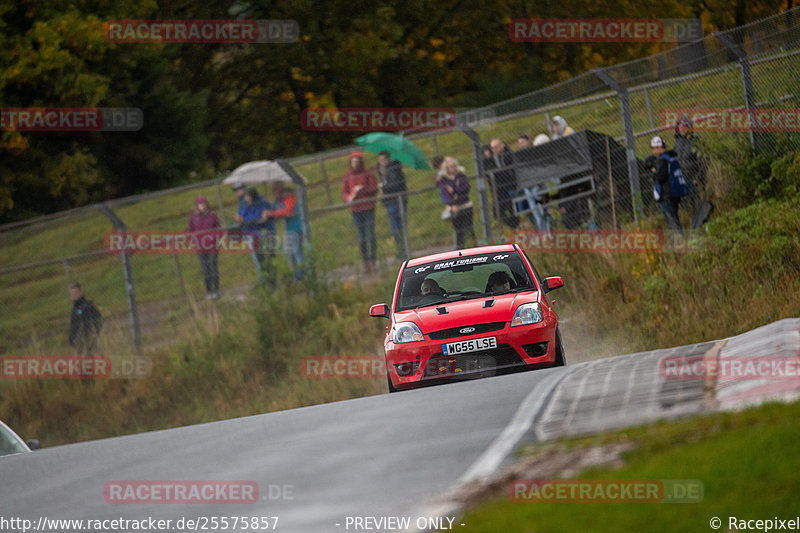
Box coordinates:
[394,361,420,377]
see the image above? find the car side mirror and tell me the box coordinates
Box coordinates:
[26,439,41,450]
[543,276,564,293]
[369,303,390,319]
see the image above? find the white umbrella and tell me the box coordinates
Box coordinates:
[222,160,307,186]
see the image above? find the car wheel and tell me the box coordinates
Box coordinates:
[554,327,567,366]
[387,373,399,393]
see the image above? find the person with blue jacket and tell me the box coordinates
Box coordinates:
[239,187,275,283]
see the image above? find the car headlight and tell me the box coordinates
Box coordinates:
[393,322,424,343]
[511,303,543,327]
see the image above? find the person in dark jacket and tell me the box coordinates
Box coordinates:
[188,195,221,299]
[651,136,683,237]
[485,138,519,228]
[342,152,379,273]
[673,114,707,205]
[376,151,408,260]
[437,157,475,249]
[69,283,102,355]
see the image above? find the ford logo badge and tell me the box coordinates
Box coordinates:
[459,327,476,334]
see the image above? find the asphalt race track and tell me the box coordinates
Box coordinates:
[1,319,798,533]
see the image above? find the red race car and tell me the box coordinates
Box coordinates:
[370,244,565,392]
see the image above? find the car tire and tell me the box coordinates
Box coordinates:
[387,373,399,393]
[554,327,567,367]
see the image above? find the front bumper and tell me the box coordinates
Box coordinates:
[386,319,558,390]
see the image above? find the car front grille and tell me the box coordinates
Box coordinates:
[422,343,525,377]
[427,321,507,340]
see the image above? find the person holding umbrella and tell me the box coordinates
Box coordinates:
[342,152,379,273]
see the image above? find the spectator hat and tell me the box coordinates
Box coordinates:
[650,136,665,148]
[232,183,246,191]
[533,134,550,146]
[196,195,208,205]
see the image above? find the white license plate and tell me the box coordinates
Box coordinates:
[443,336,497,356]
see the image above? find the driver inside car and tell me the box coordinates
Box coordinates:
[486,271,513,293]
[420,278,446,297]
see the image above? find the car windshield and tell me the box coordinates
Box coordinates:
[0,423,29,457]
[396,251,536,311]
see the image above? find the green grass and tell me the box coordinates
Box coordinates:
[1,260,396,445]
[457,399,800,532]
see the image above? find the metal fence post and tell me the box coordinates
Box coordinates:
[593,68,642,224]
[398,195,409,260]
[214,181,226,225]
[458,123,492,243]
[97,204,142,353]
[714,31,761,152]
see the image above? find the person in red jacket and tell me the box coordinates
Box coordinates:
[188,195,221,299]
[342,152,378,273]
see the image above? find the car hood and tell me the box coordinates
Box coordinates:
[394,292,539,333]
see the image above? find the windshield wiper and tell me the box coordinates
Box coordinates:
[488,286,536,296]
[413,293,485,309]
[413,299,448,309]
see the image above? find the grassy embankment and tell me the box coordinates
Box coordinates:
[456,399,800,532]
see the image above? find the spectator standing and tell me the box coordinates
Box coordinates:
[342,152,379,273]
[437,157,476,249]
[232,183,247,224]
[265,182,305,281]
[431,155,448,213]
[486,138,519,228]
[551,115,574,139]
[673,114,707,207]
[376,151,408,260]
[240,187,275,283]
[188,195,221,299]
[651,136,684,237]
[68,283,102,355]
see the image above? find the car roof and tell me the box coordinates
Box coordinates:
[404,244,518,268]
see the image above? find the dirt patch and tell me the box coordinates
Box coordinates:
[439,442,636,512]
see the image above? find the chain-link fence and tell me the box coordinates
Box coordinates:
[3,7,800,356]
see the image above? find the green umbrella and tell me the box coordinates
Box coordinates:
[354,132,431,170]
